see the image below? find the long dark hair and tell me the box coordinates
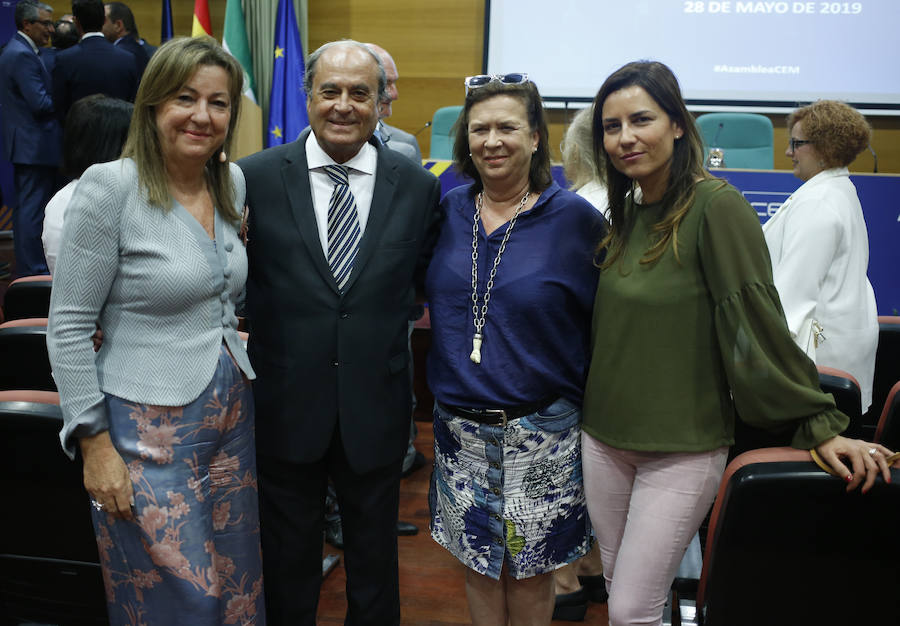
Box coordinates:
[591,61,712,269]
[452,80,552,194]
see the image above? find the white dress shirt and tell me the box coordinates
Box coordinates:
[305,132,378,257]
[763,167,879,411]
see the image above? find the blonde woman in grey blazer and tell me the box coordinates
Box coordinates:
[47,38,265,625]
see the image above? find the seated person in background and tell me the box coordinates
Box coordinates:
[550,103,610,621]
[561,105,608,219]
[42,94,133,274]
[763,100,879,413]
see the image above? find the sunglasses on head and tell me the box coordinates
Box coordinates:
[464,73,529,92]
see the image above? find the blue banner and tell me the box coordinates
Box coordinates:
[267,0,308,147]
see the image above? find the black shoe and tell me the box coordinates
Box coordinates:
[396,520,419,536]
[578,574,609,604]
[552,586,588,621]
[401,451,426,478]
[325,519,344,549]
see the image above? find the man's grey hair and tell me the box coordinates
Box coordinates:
[15,0,53,30]
[303,40,386,104]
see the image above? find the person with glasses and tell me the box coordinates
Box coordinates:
[0,0,60,278]
[763,100,878,413]
[426,74,605,624]
[581,61,892,626]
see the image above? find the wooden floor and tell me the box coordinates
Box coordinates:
[316,422,610,624]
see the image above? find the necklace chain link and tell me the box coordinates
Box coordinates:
[469,190,530,363]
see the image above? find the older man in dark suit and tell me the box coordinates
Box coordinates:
[238,40,441,625]
[51,0,137,122]
[0,0,61,276]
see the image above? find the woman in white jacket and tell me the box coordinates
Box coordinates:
[763,100,878,412]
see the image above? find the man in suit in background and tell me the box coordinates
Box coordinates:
[52,0,137,123]
[365,43,422,163]
[0,0,61,276]
[238,40,441,625]
[102,1,152,80]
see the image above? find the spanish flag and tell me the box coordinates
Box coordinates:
[191,0,212,37]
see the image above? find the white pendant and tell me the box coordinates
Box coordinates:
[470,333,483,364]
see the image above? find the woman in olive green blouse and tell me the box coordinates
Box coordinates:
[580,61,893,626]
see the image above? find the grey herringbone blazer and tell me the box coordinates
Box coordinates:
[47,158,254,458]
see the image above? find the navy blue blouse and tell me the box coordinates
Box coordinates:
[425,181,605,408]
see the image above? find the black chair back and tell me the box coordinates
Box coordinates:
[697,447,900,626]
[868,316,900,427]
[817,366,863,438]
[875,380,900,450]
[0,391,107,625]
[2,276,52,321]
[0,319,55,392]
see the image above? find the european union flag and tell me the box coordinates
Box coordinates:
[268,0,308,148]
[161,0,173,43]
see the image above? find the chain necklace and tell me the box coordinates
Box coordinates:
[469,189,530,364]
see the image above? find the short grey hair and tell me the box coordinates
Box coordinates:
[303,39,386,104]
[15,0,53,29]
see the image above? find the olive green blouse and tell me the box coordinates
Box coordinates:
[582,179,848,452]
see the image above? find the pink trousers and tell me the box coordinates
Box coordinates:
[581,433,728,626]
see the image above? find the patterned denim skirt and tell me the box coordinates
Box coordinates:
[91,344,265,625]
[429,397,591,580]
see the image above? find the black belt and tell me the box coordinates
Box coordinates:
[441,397,554,426]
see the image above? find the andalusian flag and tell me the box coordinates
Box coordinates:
[192,0,212,37]
[267,0,308,147]
[223,0,257,103]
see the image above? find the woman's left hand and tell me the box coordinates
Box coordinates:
[815,436,894,493]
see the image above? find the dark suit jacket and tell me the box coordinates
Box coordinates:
[51,34,138,121]
[238,129,442,474]
[114,36,149,80]
[0,33,61,166]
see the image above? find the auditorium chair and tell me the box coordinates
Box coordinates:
[429,105,463,160]
[0,390,107,625]
[2,275,52,321]
[817,365,863,438]
[874,380,900,451]
[867,316,900,430]
[696,113,774,170]
[676,447,900,626]
[0,318,55,391]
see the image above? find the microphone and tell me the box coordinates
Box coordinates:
[413,121,432,136]
[868,145,878,173]
[706,122,726,169]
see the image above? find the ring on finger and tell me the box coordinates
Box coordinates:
[91,499,104,511]
[868,448,877,456]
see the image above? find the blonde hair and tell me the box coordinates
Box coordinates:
[121,36,244,223]
[562,106,605,191]
[787,100,871,169]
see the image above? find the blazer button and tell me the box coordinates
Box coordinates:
[223,267,232,278]
[224,242,234,252]
[331,360,339,367]
[220,292,229,302]
[222,315,231,325]
[340,311,350,319]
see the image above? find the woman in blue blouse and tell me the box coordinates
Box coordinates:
[426,75,605,624]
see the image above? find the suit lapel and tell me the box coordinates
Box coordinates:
[341,140,398,295]
[281,130,341,295]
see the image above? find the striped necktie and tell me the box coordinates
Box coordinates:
[325,164,361,291]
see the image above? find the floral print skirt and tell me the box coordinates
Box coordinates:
[429,397,591,580]
[92,345,265,625]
